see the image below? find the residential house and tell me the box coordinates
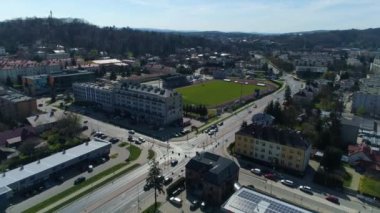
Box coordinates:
[185,152,239,205]
[348,143,380,176]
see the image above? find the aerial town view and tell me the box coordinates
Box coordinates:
[0,1,380,213]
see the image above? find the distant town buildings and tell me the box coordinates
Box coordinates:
[161,73,190,89]
[22,70,95,96]
[185,152,239,205]
[235,124,311,173]
[0,47,5,56]
[0,87,37,121]
[73,82,183,126]
[0,59,65,82]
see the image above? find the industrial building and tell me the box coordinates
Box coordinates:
[0,139,111,210]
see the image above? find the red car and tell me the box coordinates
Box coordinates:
[264,173,277,181]
[325,195,339,204]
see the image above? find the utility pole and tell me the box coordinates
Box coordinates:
[137,182,140,213]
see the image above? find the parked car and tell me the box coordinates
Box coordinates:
[81,126,88,131]
[74,176,86,185]
[169,197,182,206]
[280,179,295,187]
[144,183,152,191]
[264,173,277,181]
[163,177,173,185]
[128,130,135,134]
[171,159,178,167]
[250,168,262,175]
[138,137,146,143]
[190,200,200,211]
[299,185,313,194]
[88,165,93,172]
[325,195,339,204]
[109,138,119,143]
[218,122,224,126]
[200,201,206,210]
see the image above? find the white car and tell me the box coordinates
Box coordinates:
[280,179,294,187]
[169,197,182,206]
[250,168,261,175]
[299,185,312,194]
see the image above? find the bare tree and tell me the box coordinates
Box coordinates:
[146,159,164,211]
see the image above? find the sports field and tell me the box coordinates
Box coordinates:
[176,80,263,107]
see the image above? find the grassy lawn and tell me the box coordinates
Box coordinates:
[127,144,141,161]
[359,176,380,198]
[142,202,162,213]
[176,80,262,107]
[24,163,140,213]
[148,149,155,160]
[118,142,128,147]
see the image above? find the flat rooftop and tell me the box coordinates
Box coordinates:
[0,139,110,188]
[0,89,33,103]
[222,187,312,213]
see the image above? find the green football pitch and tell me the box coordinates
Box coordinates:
[176,80,262,107]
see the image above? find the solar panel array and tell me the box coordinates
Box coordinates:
[232,189,309,213]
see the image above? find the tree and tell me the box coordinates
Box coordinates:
[110,71,117,80]
[284,85,292,103]
[146,159,164,212]
[54,113,81,138]
[321,146,342,171]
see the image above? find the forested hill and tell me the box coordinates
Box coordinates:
[267,28,380,50]
[0,18,216,56]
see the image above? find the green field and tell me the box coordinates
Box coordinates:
[359,176,380,198]
[176,80,262,107]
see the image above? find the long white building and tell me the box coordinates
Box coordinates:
[73,82,183,126]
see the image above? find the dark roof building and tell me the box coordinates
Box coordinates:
[185,152,239,205]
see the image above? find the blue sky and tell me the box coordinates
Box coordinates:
[0,0,379,33]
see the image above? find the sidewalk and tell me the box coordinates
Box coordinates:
[33,147,149,213]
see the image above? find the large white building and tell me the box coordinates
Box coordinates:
[73,82,183,126]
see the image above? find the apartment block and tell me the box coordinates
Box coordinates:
[235,124,311,172]
[73,82,183,126]
[0,87,37,121]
